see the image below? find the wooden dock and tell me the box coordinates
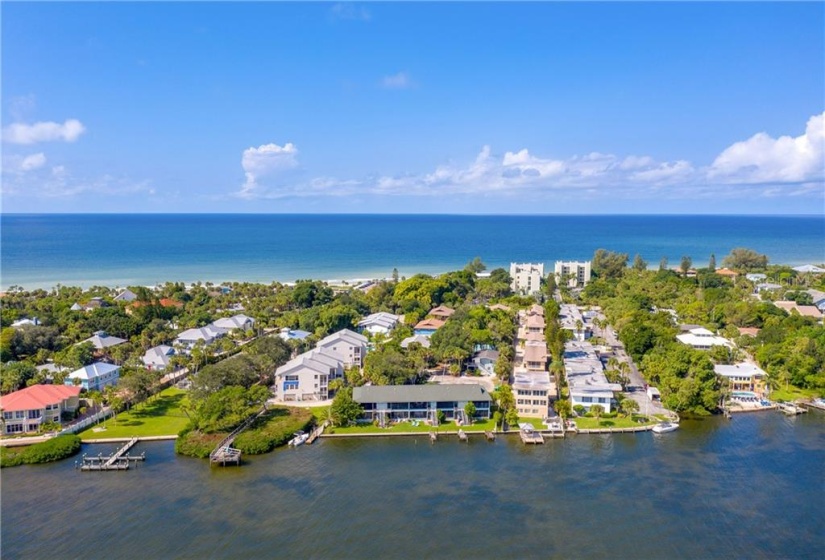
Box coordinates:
[777,402,807,416]
[800,401,825,412]
[520,430,545,444]
[306,421,327,444]
[77,438,145,471]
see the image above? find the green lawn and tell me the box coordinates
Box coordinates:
[573,414,657,430]
[328,417,497,435]
[80,387,191,439]
[769,386,823,403]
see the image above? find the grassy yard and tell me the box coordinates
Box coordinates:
[573,414,657,430]
[769,386,823,403]
[80,387,191,440]
[328,417,497,435]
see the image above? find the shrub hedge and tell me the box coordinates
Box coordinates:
[0,435,82,468]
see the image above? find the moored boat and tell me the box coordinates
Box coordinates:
[288,431,309,447]
[652,422,679,434]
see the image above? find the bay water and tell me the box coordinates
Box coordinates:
[2,412,823,559]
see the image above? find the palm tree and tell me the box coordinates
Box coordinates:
[590,404,604,423]
[620,398,639,418]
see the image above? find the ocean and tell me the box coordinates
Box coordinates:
[1,214,823,290]
[2,413,823,559]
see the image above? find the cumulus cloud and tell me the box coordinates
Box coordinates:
[230,112,824,202]
[2,152,47,174]
[20,153,46,171]
[238,142,299,198]
[381,72,413,90]
[2,119,86,144]
[709,112,825,184]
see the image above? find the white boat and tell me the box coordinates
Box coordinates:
[288,431,309,447]
[652,422,679,434]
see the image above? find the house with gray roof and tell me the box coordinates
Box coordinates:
[211,314,255,332]
[357,312,402,335]
[175,325,228,352]
[353,384,491,424]
[114,289,138,302]
[316,329,368,367]
[142,345,176,370]
[82,331,128,350]
[401,334,432,349]
[65,362,121,392]
[275,348,343,402]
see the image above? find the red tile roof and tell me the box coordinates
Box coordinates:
[415,318,446,330]
[0,384,81,412]
[715,268,739,277]
[428,305,455,318]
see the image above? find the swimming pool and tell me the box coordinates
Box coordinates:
[732,391,757,398]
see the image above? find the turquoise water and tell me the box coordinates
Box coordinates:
[2,412,824,559]
[1,214,823,289]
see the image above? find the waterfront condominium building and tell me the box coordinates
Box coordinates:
[554,261,592,287]
[316,329,369,368]
[275,347,344,402]
[353,384,492,424]
[510,263,544,295]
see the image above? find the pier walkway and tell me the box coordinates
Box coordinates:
[77,438,145,471]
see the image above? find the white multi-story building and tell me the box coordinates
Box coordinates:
[676,327,732,350]
[275,348,344,402]
[316,329,368,367]
[564,341,620,413]
[554,261,592,287]
[510,263,544,295]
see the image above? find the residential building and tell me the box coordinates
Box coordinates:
[413,318,445,336]
[11,317,41,328]
[428,306,455,321]
[793,264,825,274]
[807,290,825,312]
[1,385,81,435]
[676,327,732,350]
[745,273,767,282]
[714,268,739,279]
[82,331,128,350]
[772,301,823,319]
[510,262,544,295]
[352,384,492,423]
[316,329,368,367]
[274,348,344,402]
[513,370,554,418]
[113,289,138,302]
[470,349,499,376]
[212,314,255,332]
[142,345,176,370]
[65,362,121,392]
[174,325,228,352]
[400,334,432,349]
[357,312,402,335]
[755,283,783,293]
[564,341,620,413]
[554,260,592,287]
[559,304,590,341]
[278,327,312,342]
[714,363,767,393]
[522,341,548,372]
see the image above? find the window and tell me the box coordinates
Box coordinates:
[2,412,12,420]
[15,411,25,419]
[28,410,40,419]
[6,424,23,434]
[582,397,592,403]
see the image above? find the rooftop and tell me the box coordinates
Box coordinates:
[0,384,81,412]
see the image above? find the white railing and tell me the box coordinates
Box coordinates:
[60,408,113,435]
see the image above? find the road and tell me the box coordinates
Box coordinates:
[590,313,670,417]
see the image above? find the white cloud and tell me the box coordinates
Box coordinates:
[381,72,413,90]
[709,112,825,184]
[20,153,46,171]
[330,2,371,22]
[8,94,36,121]
[2,119,86,144]
[2,152,47,174]
[238,142,299,198]
[1,162,152,199]
[229,113,824,202]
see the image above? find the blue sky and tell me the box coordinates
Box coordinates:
[2,1,823,214]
